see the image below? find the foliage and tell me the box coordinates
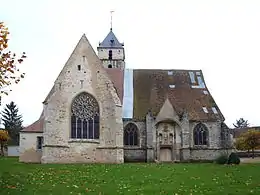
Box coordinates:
[0,130,10,156]
[0,22,26,95]
[215,154,228,165]
[235,137,249,151]
[1,101,23,145]
[1,158,260,194]
[233,118,249,128]
[234,129,260,158]
[227,152,240,165]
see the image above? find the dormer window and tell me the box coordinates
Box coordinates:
[109,50,113,60]
[110,39,114,45]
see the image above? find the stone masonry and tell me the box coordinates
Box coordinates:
[41,34,124,164]
[19,27,232,164]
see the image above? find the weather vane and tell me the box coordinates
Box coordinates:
[110,10,114,30]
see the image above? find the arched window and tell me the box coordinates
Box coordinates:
[220,123,231,148]
[124,123,138,146]
[193,123,208,145]
[109,50,113,60]
[71,92,99,139]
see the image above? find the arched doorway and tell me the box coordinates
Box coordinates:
[156,122,181,162]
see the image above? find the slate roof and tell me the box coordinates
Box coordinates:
[98,29,124,48]
[132,69,225,121]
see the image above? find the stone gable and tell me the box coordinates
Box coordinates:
[41,34,124,163]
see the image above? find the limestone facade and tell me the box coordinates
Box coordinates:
[19,28,232,164]
[123,115,232,162]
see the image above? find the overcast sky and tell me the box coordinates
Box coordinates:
[1,0,260,128]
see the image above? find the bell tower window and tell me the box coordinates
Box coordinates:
[109,50,113,60]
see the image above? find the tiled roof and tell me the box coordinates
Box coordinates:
[21,112,44,133]
[105,68,124,103]
[25,68,225,132]
[99,29,123,48]
[132,69,225,121]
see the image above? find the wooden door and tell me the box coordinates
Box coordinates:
[159,148,172,162]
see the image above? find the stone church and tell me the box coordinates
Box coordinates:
[19,27,232,163]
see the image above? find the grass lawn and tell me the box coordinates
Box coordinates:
[0,158,259,195]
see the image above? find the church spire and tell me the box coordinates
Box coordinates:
[110,10,114,31]
[98,11,124,48]
[97,12,125,69]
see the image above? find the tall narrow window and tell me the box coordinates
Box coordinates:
[77,65,81,71]
[36,136,44,150]
[124,123,139,146]
[71,92,100,139]
[109,50,113,60]
[193,123,208,146]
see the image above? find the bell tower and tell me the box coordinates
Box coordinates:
[97,11,125,69]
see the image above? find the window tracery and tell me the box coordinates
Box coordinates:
[193,123,208,146]
[71,92,99,139]
[124,123,138,146]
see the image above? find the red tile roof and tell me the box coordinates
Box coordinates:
[21,117,44,133]
[105,68,124,103]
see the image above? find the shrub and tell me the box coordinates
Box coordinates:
[227,152,240,165]
[215,154,228,164]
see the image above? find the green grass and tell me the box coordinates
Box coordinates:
[0,158,260,195]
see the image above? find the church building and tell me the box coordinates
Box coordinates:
[19,26,232,163]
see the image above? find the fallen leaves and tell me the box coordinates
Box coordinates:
[0,159,260,194]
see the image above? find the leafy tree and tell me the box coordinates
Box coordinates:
[0,22,26,95]
[234,129,260,158]
[233,118,249,128]
[0,130,10,156]
[1,101,23,145]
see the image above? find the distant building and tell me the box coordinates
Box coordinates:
[19,25,232,163]
[232,126,260,140]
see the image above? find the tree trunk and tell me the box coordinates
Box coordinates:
[247,149,250,157]
[252,149,255,159]
[0,144,4,156]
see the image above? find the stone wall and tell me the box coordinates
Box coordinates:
[189,121,222,148]
[181,148,233,161]
[124,148,146,162]
[41,35,124,164]
[123,121,147,162]
[146,113,155,162]
[181,121,230,161]
[97,48,124,60]
[19,132,43,163]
